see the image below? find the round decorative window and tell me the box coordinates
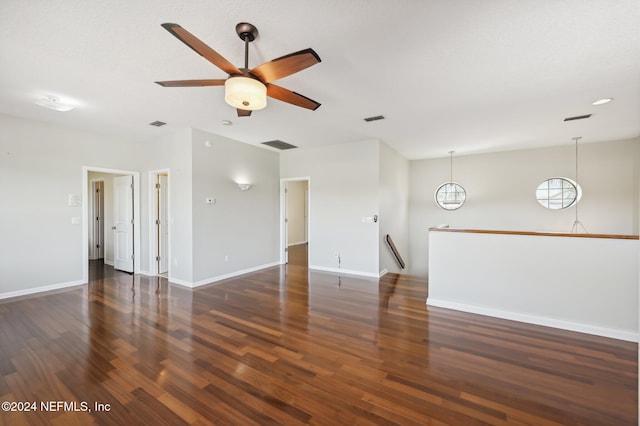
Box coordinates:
[434,182,466,210]
[536,177,581,209]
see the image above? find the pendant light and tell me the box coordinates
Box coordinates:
[434,151,466,210]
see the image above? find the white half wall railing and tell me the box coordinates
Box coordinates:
[427,228,639,342]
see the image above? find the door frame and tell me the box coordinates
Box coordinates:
[82,166,140,282]
[280,177,311,264]
[148,169,171,276]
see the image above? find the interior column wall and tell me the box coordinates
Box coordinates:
[280,139,380,277]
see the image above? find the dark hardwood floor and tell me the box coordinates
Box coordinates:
[0,260,636,425]
[287,243,308,267]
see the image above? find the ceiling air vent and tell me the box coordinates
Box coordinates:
[261,140,298,150]
[149,120,167,127]
[364,115,385,122]
[563,114,592,122]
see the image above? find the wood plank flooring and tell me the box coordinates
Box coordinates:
[0,258,636,425]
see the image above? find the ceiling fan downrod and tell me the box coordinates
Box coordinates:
[235,22,259,71]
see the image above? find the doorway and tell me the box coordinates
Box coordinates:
[281,178,310,266]
[83,167,140,282]
[89,180,104,260]
[149,169,170,277]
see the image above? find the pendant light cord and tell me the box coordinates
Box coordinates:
[570,136,588,234]
[573,137,581,223]
[449,150,454,182]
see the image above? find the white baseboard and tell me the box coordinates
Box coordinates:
[309,265,380,279]
[427,298,638,342]
[378,269,388,278]
[104,259,114,266]
[0,280,86,301]
[169,262,281,288]
[168,277,193,288]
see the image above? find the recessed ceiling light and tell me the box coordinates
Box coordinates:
[592,98,613,106]
[149,120,166,127]
[35,95,75,112]
[222,120,232,126]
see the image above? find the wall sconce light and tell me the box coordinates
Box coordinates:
[237,183,252,191]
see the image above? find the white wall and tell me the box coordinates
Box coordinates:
[141,128,193,283]
[379,142,409,274]
[191,129,280,285]
[0,116,282,294]
[0,114,146,296]
[280,139,380,276]
[287,180,307,246]
[409,138,640,277]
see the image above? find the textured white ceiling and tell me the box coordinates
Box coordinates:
[0,0,638,159]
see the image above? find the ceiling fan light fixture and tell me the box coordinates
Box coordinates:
[224,76,267,111]
[35,95,75,112]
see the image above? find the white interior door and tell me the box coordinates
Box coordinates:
[159,174,169,274]
[114,175,134,272]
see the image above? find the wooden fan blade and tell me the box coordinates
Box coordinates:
[250,48,321,83]
[237,108,252,117]
[267,84,321,111]
[155,79,226,87]
[161,23,241,76]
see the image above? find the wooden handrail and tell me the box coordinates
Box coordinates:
[385,234,405,269]
[428,227,639,240]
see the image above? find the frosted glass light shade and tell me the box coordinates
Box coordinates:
[434,182,466,210]
[224,76,267,110]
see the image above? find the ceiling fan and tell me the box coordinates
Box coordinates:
[155,22,321,117]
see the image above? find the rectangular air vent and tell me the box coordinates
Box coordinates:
[364,115,385,122]
[149,120,167,127]
[261,140,298,150]
[563,114,592,122]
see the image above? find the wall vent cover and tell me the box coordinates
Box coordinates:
[149,120,167,127]
[563,114,592,122]
[262,140,298,150]
[364,115,385,122]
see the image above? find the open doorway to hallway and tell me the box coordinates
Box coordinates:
[282,178,309,267]
[83,167,140,283]
[87,172,132,271]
